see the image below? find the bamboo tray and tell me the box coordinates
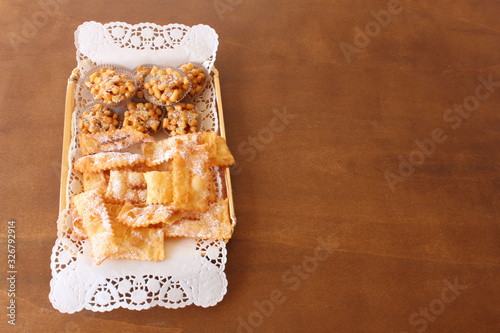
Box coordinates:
[59,67,236,227]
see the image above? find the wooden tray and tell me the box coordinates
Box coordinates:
[59,67,236,227]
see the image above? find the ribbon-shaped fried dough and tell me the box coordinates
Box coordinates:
[69,201,123,241]
[141,132,235,167]
[213,136,235,166]
[198,132,217,160]
[72,190,119,264]
[144,171,174,205]
[108,222,165,262]
[117,202,186,228]
[196,132,234,166]
[143,157,214,211]
[105,170,147,204]
[79,128,154,156]
[72,190,165,264]
[142,137,177,164]
[69,203,87,241]
[172,153,211,212]
[74,152,148,173]
[163,199,233,240]
[82,172,108,193]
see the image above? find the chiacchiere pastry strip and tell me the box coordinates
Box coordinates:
[72,189,165,264]
[74,152,148,173]
[69,203,87,241]
[163,199,233,240]
[72,190,119,264]
[105,170,147,204]
[141,132,235,167]
[79,127,155,156]
[107,220,165,262]
[82,171,108,192]
[116,202,187,228]
[144,171,174,205]
[172,152,211,212]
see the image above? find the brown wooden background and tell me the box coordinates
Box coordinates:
[1,0,499,332]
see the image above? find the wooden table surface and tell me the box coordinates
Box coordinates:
[1,1,499,332]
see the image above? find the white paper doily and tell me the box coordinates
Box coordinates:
[49,22,229,313]
[75,21,218,71]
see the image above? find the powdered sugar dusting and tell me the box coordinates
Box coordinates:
[79,128,154,156]
[106,170,146,204]
[163,199,232,240]
[74,152,147,172]
[142,132,211,176]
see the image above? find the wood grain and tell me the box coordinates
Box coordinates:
[0,0,499,332]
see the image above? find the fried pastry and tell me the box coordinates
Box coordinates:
[105,170,147,204]
[74,152,147,173]
[172,153,211,212]
[69,203,87,241]
[107,221,165,262]
[163,199,233,240]
[116,202,186,228]
[79,127,154,156]
[72,190,119,264]
[82,171,108,193]
[72,190,165,264]
[144,171,174,205]
[141,132,235,168]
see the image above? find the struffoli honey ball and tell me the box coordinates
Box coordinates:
[144,67,190,105]
[180,63,207,98]
[163,103,199,135]
[135,65,151,89]
[123,102,162,133]
[85,67,136,105]
[79,104,120,134]
[134,65,151,99]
